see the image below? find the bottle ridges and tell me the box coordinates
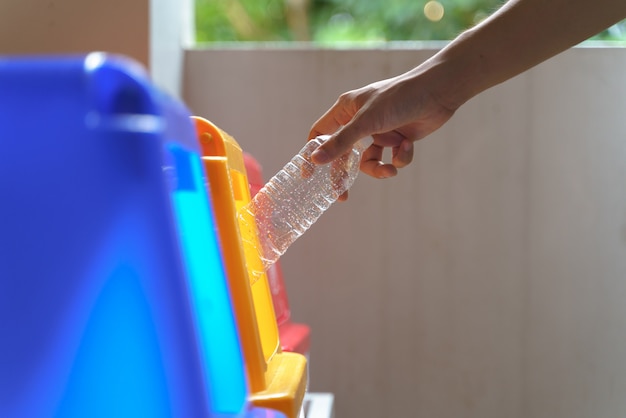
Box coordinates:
[240,135,363,270]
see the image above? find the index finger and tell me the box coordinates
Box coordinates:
[308,94,359,140]
[311,118,369,165]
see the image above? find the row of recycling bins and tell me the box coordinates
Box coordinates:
[0,53,312,418]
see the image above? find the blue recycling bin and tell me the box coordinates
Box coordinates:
[0,53,283,418]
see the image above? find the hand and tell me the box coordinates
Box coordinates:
[308,64,459,200]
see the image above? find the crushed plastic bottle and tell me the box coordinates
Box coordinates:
[238,135,372,275]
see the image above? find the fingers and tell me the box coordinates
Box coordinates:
[392,139,414,169]
[311,120,367,165]
[308,94,357,140]
[310,90,372,164]
[309,89,415,180]
[361,143,398,179]
[359,139,414,179]
[309,111,342,142]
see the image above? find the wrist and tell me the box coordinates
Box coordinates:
[424,28,489,111]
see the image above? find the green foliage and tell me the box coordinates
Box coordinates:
[195,0,291,42]
[309,0,504,43]
[195,0,626,44]
[591,20,626,41]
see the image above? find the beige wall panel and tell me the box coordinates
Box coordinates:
[0,0,149,67]
[184,46,626,418]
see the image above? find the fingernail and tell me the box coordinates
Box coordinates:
[311,148,330,164]
[403,141,412,152]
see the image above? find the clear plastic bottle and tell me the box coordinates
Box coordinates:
[238,135,372,272]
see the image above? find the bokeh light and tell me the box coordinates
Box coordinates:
[424,1,445,22]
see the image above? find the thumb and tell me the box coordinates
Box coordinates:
[311,116,371,164]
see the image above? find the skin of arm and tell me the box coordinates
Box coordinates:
[309,0,626,194]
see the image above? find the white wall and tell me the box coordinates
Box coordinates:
[150,0,194,98]
[184,46,626,418]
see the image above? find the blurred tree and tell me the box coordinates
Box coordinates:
[195,0,626,43]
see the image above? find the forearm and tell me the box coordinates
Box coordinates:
[421,0,626,109]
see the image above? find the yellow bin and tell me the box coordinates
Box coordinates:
[192,116,307,418]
